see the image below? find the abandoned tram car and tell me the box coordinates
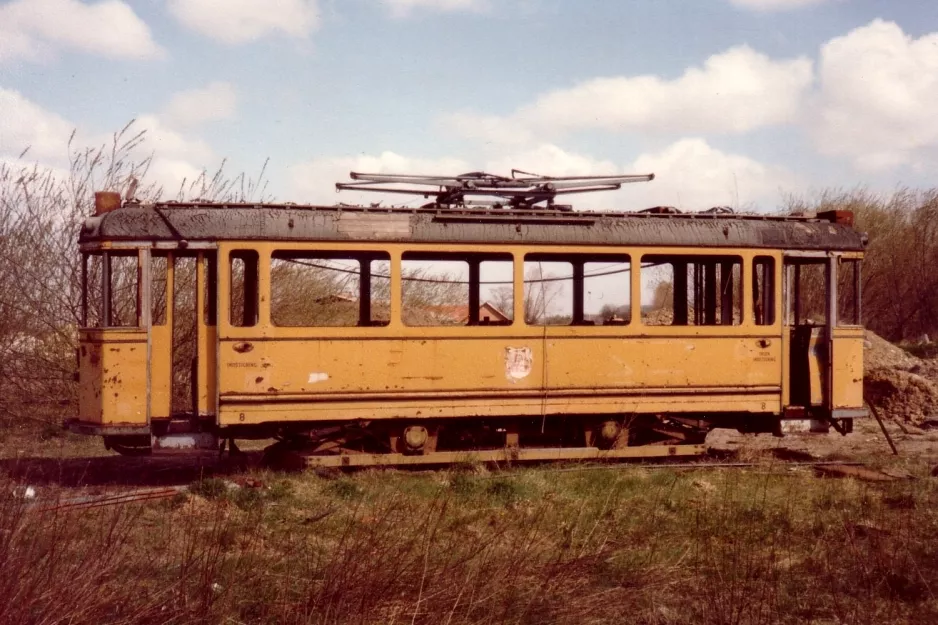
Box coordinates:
[68,172,867,465]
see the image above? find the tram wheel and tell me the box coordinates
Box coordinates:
[104,435,152,457]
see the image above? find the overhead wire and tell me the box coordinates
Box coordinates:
[279,257,660,285]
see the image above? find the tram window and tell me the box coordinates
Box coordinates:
[230,250,259,327]
[838,258,861,326]
[522,254,630,326]
[400,253,513,327]
[479,260,513,324]
[641,255,742,326]
[81,253,138,327]
[640,261,674,325]
[585,260,631,325]
[270,251,391,327]
[753,256,776,326]
[82,253,103,327]
[401,255,470,327]
[107,254,139,327]
[370,259,391,326]
[523,259,573,325]
[151,255,168,326]
[788,261,826,325]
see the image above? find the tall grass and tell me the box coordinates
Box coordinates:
[1,466,937,624]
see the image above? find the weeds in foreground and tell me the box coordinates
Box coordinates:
[1,467,937,624]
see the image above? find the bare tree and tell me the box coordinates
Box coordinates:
[523,265,565,324]
[784,187,938,342]
[0,122,268,427]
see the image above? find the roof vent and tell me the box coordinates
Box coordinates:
[817,209,854,227]
[94,191,122,216]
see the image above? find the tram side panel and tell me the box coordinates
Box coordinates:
[214,244,787,427]
[546,334,782,413]
[217,335,548,424]
[832,326,864,410]
[77,328,148,428]
[215,332,784,425]
[210,244,862,430]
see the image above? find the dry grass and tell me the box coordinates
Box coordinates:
[1,460,937,624]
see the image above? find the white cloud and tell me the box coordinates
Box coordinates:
[88,117,215,193]
[0,87,75,161]
[526,46,812,135]
[289,151,471,205]
[0,87,219,196]
[163,82,238,127]
[729,0,832,11]
[484,144,619,179]
[0,0,163,63]
[487,141,795,211]
[133,115,215,165]
[628,139,798,211]
[437,112,533,146]
[383,0,488,17]
[168,0,320,44]
[814,20,938,171]
[445,46,812,143]
[144,158,207,196]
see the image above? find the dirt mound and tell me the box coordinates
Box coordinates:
[863,331,938,423]
[864,368,938,424]
[919,359,938,382]
[864,331,922,371]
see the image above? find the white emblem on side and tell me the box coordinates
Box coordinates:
[307,372,329,384]
[505,347,533,383]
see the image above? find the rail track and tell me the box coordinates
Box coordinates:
[15,457,905,515]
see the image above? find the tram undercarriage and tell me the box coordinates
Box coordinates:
[80,411,855,467]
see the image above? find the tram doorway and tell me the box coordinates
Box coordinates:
[149,251,217,421]
[784,254,864,419]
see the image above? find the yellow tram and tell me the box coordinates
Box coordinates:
[67,172,867,465]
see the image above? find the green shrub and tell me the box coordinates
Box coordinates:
[189,477,229,500]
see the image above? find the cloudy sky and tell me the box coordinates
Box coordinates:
[1,0,936,211]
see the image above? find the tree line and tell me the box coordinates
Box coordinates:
[784,188,938,343]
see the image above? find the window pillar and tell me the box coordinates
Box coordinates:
[359,259,372,326]
[102,252,111,327]
[720,261,734,325]
[704,261,717,326]
[468,260,480,325]
[673,261,688,325]
[572,262,585,325]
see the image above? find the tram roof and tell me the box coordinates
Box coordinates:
[79,202,866,252]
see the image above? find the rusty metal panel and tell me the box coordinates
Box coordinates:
[215,330,783,425]
[80,205,867,252]
[336,212,412,238]
[217,391,781,425]
[78,329,148,425]
[832,327,865,409]
[296,445,707,467]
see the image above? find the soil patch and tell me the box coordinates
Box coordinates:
[864,331,938,424]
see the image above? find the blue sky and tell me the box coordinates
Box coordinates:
[2,0,938,211]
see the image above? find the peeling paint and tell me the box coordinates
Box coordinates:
[505,347,533,383]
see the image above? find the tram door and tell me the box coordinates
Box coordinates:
[149,251,217,422]
[784,254,863,417]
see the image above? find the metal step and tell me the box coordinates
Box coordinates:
[299,444,707,468]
